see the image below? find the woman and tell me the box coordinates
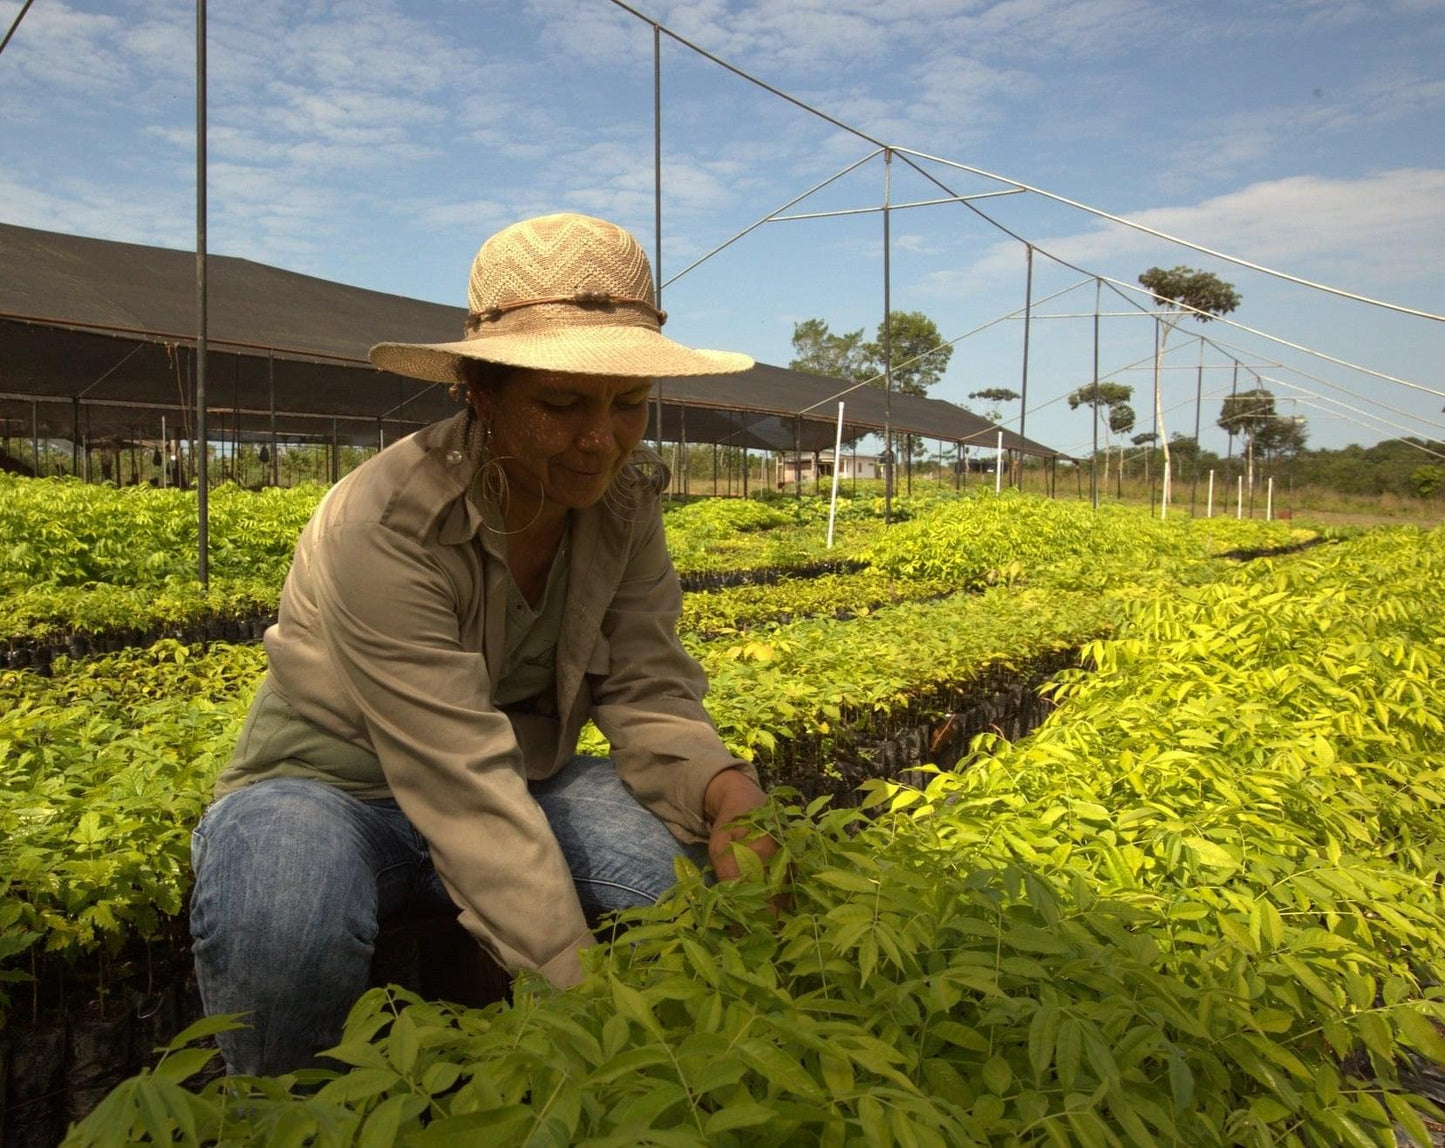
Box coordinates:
[190,212,774,1076]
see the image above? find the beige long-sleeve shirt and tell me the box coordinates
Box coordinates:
[215,410,753,988]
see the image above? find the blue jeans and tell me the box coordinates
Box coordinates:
[189,756,706,1076]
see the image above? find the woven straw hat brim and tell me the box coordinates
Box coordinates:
[370,325,753,384]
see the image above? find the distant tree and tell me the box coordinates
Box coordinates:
[1168,432,1200,465]
[1139,267,1242,321]
[1218,387,1290,497]
[1068,381,1132,494]
[968,387,1021,425]
[792,311,954,397]
[1138,265,1241,516]
[1263,416,1309,461]
[1110,402,1136,494]
[789,319,868,381]
[1411,465,1444,499]
[863,310,953,397]
[1110,403,1137,438]
[1131,430,1158,485]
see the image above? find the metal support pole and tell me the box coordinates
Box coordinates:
[232,356,240,486]
[679,402,687,497]
[793,416,802,499]
[269,351,278,486]
[31,399,40,476]
[71,396,80,475]
[1225,362,1238,487]
[1149,316,1160,514]
[1018,244,1033,489]
[377,418,384,453]
[882,147,894,525]
[742,443,749,497]
[196,0,209,583]
[712,441,718,494]
[1190,338,1204,518]
[653,23,663,310]
[330,418,339,483]
[1091,279,1100,509]
[826,401,845,548]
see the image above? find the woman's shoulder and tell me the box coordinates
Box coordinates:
[313,412,473,540]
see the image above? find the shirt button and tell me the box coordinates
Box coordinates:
[446,449,463,465]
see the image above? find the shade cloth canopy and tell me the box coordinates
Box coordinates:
[0,224,1062,458]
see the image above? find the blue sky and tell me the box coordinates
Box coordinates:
[3,0,1444,460]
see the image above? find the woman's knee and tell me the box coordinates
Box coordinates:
[189,780,381,957]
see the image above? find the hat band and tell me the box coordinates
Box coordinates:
[464,291,668,337]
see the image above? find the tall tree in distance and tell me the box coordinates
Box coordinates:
[789,318,868,381]
[1067,381,1132,501]
[968,387,1020,425]
[863,310,953,397]
[1138,265,1241,517]
[1217,387,1307,502]
[791,312,954,395]
[861,310,953,396]
[1131,430,1158,486]
[1110,402,1136,496]
[793,311,954,467]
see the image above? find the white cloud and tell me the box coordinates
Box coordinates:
[952,168,1445,292]
[0,170,192,249]
[0,0,132,97]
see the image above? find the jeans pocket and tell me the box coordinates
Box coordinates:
[190,790,240,875]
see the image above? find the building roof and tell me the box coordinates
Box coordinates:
[0,223,1063,457]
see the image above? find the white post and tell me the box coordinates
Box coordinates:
[1236,475,1243,519]
[1206,469,1214,518]
[826,403,845,548]
[1266,476,1273,522]
[994,430,1003,494]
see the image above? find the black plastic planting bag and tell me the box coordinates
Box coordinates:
[5,1017,64,1148]
[63,998,132,1128]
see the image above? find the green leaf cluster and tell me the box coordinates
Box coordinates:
[862,491,1299,592]
[679,570,957,638]
[0,641,266,1008]
[68,523,1445,1146]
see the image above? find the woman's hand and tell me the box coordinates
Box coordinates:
[703,769,777,881]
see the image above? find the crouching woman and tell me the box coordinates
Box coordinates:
[189,212,774,1076]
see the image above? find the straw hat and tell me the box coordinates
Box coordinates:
[369,213,753,383]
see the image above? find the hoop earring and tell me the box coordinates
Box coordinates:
[476,452,546,536]
[602,467,642,522]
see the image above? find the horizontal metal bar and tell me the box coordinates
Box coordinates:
[1010,310,1189,320]
[768,188,1025,222]
[0,391,432,426]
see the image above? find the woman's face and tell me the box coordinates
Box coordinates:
[476,369,654,515]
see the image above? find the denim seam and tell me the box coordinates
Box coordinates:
[571,875,660,901]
